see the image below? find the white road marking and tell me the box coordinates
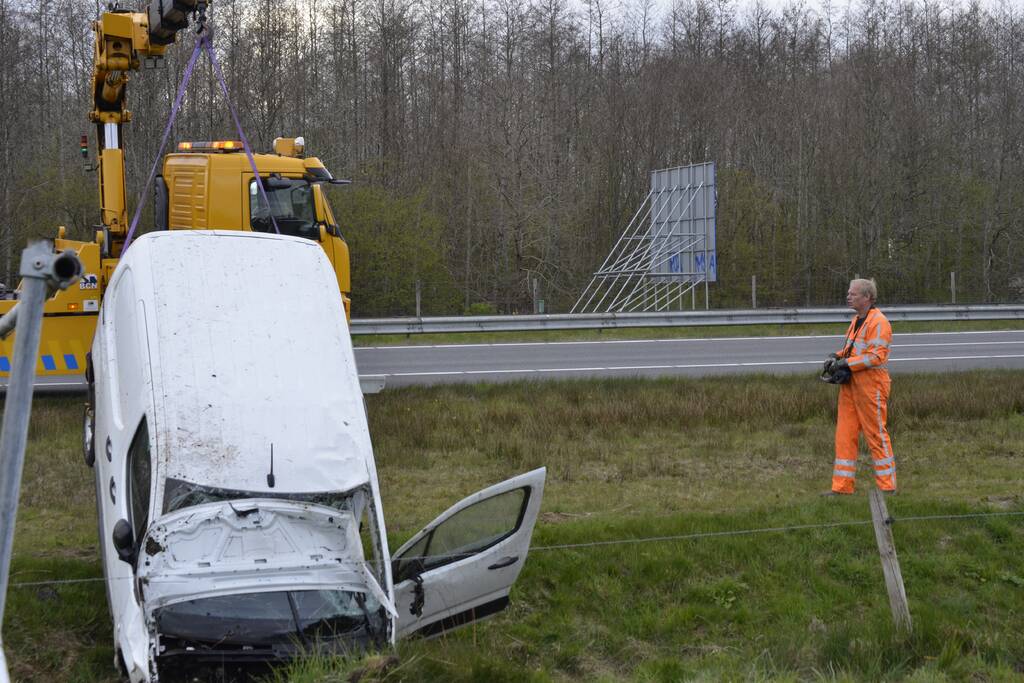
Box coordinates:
[358,329,1024,351]
[379,354,1024,377]
[897,341,1024,348]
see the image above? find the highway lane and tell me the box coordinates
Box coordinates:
[353,330,1024,387]
[5,330,1022,392]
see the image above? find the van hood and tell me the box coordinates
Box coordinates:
[137,499,394,616]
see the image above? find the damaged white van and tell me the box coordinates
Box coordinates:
[84,231,545,682]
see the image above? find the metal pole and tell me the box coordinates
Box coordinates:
[0,306,20,341]
[752,275,757,309]
[415,279,422,318]
[0,242,81,681]
[950,271,956,304]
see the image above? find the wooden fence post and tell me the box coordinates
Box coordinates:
[868,489,912,634]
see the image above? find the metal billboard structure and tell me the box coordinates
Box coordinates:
[573,162,716,313]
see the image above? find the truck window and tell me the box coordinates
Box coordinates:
[126,417,151,542]
[249,179,319,241]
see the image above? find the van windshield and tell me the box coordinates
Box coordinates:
[163,478,365,516]
[249,178,318,240]
[156,589,386,648]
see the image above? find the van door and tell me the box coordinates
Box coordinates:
[390,468,545,639]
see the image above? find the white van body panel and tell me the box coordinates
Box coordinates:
[137,499,395,616]
[139,230,373,497]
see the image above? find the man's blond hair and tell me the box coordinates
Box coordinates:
[850,278,877,302]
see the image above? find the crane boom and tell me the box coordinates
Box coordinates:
[89,1,207,258]
[0,0,355,395]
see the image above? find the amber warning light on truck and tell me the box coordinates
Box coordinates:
[176,140,242,152]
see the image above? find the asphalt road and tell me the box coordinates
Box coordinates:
[6,330,1023,392]
[353,330,1024,388]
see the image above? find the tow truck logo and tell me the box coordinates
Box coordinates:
[79,273,99,290]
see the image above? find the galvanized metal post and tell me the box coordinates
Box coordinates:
[0,242,81,682]
[950,271,956,304]
[415,279,422,318]
[751,275,757,309]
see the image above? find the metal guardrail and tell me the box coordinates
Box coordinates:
[349,304,1024,335]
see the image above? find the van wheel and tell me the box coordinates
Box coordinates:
[83,405,95,467]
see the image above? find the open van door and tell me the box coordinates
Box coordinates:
[390,468,546,639]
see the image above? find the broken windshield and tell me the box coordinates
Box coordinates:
[162,478,367,516]
[155,589,386,649]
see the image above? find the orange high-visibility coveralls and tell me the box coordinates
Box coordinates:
[831,307,897,493]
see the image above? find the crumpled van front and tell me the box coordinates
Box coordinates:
[137,498,394,678]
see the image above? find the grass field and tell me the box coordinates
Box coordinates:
[3,371,1024,681]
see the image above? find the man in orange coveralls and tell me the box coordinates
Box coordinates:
[823,278,897,495]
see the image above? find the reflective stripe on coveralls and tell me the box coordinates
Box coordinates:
[831,308,897,494]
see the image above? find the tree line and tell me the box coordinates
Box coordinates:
[0,0,1021,315]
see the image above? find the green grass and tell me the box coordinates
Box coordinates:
[3,371,1024,681]
[351,318,1024,347]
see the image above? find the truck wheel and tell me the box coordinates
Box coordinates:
[83,405,96,467]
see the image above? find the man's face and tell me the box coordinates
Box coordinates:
[846,286,871,313]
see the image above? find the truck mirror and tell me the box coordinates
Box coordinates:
[263,177,293,190]
[112,519,135,564]
[318,224,327,242]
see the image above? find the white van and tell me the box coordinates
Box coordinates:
[85,231,545,682]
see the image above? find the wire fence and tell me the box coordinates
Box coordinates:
[7,509,1022,590]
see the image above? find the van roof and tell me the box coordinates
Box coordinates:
[113,231,373,497]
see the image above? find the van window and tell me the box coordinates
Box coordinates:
[127,417,151,542]
[393,487,528,583]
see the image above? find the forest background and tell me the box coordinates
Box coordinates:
[0,0,1022,315]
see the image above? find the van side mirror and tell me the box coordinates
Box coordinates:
[318,223,327,242]
[112,519,135,564]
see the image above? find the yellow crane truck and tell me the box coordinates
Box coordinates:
[0,1,351,388]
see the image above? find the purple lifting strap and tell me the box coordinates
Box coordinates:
[122,30,279,253]
[202,34,281,237]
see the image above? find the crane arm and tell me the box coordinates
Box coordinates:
[89,1,207,257]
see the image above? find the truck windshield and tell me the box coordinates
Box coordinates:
[156,589,386,648]
[250,178,318,240]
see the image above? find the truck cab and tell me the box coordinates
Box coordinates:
[157,137,352,316]
[86,230,544,682]
[0,137,354,389]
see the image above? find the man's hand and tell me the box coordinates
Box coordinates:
[835,358,849,370]
[823,358,836,374]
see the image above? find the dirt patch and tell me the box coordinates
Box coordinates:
[540,511,595,524]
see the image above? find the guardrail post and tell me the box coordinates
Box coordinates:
[751,275,757,309]
[950,272,956,304]
[0,242,82,681]
[415,279,422,318]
